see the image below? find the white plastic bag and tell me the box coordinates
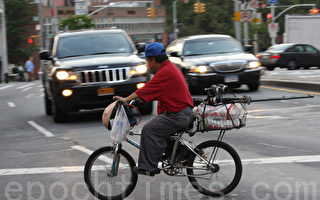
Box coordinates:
[110,105,130,143]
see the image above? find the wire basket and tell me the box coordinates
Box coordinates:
[192,103,247,132]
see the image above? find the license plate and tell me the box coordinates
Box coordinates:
[224,75,239,83]
[97,87,114,96]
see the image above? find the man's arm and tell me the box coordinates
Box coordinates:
[113,92,139,104]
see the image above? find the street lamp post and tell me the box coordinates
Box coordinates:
[173,0,177,40]
[0,0,8,83]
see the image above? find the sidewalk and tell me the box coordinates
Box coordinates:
[260,68,320,92]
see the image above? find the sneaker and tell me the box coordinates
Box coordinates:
[133,166,160,177]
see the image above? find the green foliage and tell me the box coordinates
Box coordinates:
[5,0,34,64]
[59,15,94,31]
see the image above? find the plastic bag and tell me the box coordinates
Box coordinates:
[110,105,130,143]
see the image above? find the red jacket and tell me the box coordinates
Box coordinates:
[135,60,194,114]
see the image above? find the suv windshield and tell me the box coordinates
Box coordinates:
[56,33,133,59]
[182,38,243,56]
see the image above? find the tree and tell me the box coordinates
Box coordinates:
[59,15,94,31]
[5,0,35,64]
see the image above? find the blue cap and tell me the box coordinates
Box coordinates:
[145,42,166,57]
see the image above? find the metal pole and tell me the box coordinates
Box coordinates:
[271,4,276,46]
[52,0,58,34]
[0,0,8,83]
[38,1,43,50]
[234,0,241,42]
[253,9,258,54]
[173,0,177,40]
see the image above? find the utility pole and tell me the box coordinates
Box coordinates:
[0,0,8,83]
[270,3,276,45]
[52,0,59,34]
[234,0,242,42]
[173,0,177,40]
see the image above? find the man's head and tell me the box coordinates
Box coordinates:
[145,42,168,71]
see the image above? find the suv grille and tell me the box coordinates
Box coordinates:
[210,61,246,73]
[78,67,130,84]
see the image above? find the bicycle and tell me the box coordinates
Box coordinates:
[84,84,314,200]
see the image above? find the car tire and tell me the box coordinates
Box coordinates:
[287,60,298,70]
[138,102,153,115]
[45,92,52,116]
[248,82,259,91]
[51,96,68,123]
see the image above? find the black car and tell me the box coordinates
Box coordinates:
[256,43,320,70]
[166,34,261,92]
[39,29,152,123]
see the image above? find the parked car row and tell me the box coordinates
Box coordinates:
[256,43,320,71]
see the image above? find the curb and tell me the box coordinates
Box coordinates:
[261,79,320,92]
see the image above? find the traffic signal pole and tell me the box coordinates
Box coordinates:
[173,0,178,40]
[270,3,276,46]
[0,0,8,83]
[234,0,242,42]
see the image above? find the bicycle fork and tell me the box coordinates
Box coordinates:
[111,142,121,176]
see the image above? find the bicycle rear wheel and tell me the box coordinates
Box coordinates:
[84,146,138,200]
[187,140,242,197]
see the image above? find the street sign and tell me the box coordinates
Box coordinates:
[241,10,252,22]
[268,0,278,4]
[75,1,88,15]
[268,22,278,37]
[33,16,40,21]
[249,0,259,10]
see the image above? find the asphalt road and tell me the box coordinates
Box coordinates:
[0,70,320,200]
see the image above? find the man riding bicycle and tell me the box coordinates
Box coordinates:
[113,42,194,176]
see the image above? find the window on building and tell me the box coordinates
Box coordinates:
[127,10,136,15]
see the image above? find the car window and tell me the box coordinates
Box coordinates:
[56,33,133,59]
[267,44,292,52]
[304,45,319,53]
[182,38,243,56]
[286,45,304,53]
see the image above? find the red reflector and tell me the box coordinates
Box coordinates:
[256,55,262,59]
[269,55,280,59]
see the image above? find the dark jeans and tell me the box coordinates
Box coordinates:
[138,106,194,171]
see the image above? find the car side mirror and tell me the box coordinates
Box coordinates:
[244,45,253,52]
[135,43,146,54]
[39,50,52,60]
[169,51,180,57]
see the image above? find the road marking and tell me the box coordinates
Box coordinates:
[261,86,320,95]
[71,145,125,167]
[7,102,16,108]
[258,143,287,149]
[0,85,14,90]
[17,83,34,89]
[27,121,54,137]
[1,154,320,176]
[22,87,32,91]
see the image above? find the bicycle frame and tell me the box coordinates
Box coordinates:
[110,129,227,176]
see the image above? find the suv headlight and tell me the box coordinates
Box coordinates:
[56,71,78,80]
[190,65,208,73]
[247,61,261,69]
[129,64,148,75]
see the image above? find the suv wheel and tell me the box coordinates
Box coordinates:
[52,97,68,123]
[45,92,52,116]
[248,82,259,91]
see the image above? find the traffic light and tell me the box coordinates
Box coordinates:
[28,38,33,44]
[147,7,156,18]
[194,2,205,14]
[199,2,206,13]
[194,2,200,13]
[266,13,272,23]
[309,8,319,14]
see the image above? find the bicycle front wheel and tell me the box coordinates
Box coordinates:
[84,146,138,200]
[187,140,242,197]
